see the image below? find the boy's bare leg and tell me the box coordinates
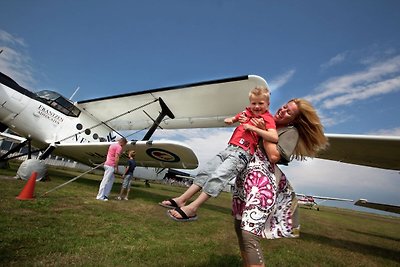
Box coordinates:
[168,191,210,218]
[117,187,125,199]
[124,188,131,200]
[160,184,202,207]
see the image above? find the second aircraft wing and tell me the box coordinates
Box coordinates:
[317,134,400,171]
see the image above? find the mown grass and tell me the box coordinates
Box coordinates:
[0,163,399,266]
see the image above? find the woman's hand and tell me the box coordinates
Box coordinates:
[250,118,266,130]
[243,124,255,131]
[238,113,247,123]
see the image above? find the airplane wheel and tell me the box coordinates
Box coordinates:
[16,159,48,181]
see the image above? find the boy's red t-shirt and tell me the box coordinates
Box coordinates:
[228,107,276,154]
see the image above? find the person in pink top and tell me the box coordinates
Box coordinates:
[159,86,277,221]
[96,137,127,201]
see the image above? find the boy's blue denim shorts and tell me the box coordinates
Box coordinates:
[194,145,251,197]
[122,174,133,188]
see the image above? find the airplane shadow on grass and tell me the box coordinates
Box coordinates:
[68,177,233,215]
[201,254,242,267]
[126,183,232,215]
[300,232,400,262]
[348,229,400,242]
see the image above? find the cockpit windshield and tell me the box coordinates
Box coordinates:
[36,90,81,117]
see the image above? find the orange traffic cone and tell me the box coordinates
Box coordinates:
[16,172,37,200]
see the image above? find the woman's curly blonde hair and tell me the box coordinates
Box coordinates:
[290,98,329,160]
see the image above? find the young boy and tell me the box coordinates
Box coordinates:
[116,150,136,200]
[160,86,277,221]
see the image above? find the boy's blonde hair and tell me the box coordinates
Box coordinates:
[249,86,270,101]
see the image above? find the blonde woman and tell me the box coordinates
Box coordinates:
[232,99,328,267]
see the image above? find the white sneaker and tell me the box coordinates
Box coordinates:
[116,196,122,200]
[123,197,129,201]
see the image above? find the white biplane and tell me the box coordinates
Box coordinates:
[1,71,400,213]
[0,71,268,179]
[296,193,354,211]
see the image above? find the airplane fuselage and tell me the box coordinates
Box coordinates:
[297,196,317,208]
[0,72,115,150]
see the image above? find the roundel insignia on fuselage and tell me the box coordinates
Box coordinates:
[146,148,180,163]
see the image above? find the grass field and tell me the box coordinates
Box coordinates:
[1,164,399,266]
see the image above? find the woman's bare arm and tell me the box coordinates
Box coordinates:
[243,118,278,143]
[263,140,281,164]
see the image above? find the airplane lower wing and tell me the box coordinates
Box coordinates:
[355,199,400,214]
[317,134,400,171]
[55,140,198,169]
[0,132,27,143]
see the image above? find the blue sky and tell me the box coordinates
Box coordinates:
[1,1,399,215]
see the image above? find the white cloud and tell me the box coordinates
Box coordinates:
[0,29,26,47]
[320,52,347,69]
[318,109,353,128]
[322,76,400,109]
[369,127,400,136]
[0,29,35,88]
[306,55,400,109]
[268,69,296,91]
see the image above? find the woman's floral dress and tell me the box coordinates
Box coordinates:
[232,148,300,239]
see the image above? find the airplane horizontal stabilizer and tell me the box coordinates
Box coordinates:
[355,199,400,214]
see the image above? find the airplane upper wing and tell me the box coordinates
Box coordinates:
[317,134,400,171]
[76,75,267,131]
[55,140,198,169]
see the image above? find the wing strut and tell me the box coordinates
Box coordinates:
[39,145,56,160]
[142,98,175,141]
[0,148,42,161]
[0,139,29,161]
